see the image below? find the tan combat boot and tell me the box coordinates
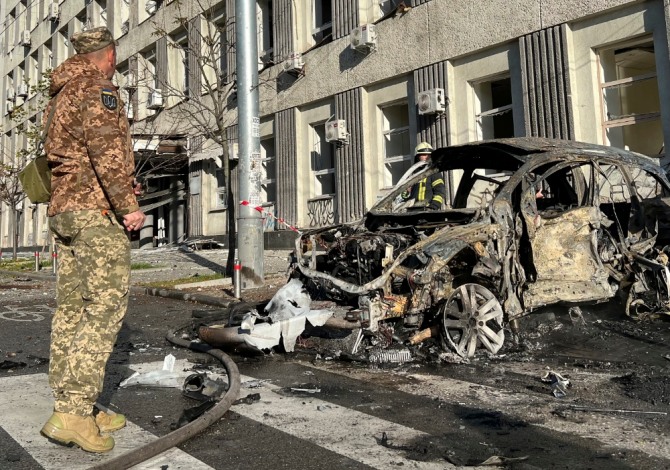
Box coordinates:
[95,410,126,433]
[41,412,114,453]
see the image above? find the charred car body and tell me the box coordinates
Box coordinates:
[292,138,670,358]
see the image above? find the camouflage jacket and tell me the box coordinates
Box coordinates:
[44,54,138,217]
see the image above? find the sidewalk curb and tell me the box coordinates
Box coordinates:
[0,269,238,308]
[139,287,238,307]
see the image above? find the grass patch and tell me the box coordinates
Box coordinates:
[0,258,53,271]
[131,262,162,270]
[140,273,226,289]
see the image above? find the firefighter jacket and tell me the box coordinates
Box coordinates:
[44,54,138,217]
[407,172,446,210]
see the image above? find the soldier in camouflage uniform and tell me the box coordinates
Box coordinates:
[39,27,146,453]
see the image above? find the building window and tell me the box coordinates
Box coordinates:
[473,76,514,141]
[215,168,227,209]
[120,0,130,35]
[260,138,276,204]
[378,0,398,17]
[260,137,276,230]
[209,6,229,84]
[311,124,335,196]
[599,39,663,157]
[97,0,108,27]
[170,31,189,98]
[312,0,332,43]
[140,49,157,90]
[381,103,411,188]
[258,0,274,66]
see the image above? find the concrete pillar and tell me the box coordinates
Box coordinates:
[139,213,154,249]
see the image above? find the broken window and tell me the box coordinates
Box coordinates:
[381,103,411,188]
[473,76,514,141]
[599,39,663,157]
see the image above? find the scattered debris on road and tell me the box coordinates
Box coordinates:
[541,371,571,398]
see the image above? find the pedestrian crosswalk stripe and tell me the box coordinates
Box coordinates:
[0,372,214,469]
[0,360,457,469]
[233,373,453,470]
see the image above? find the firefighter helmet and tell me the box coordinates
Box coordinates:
[415,142,433,155]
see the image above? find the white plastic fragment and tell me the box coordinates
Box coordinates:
[119,354,186,388]
[238,281,333,351]
[265,279,311,321]
[541,370,571,398]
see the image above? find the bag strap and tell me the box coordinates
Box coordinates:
[40,94,59,144]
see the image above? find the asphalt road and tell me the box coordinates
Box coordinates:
[1,273,669,469]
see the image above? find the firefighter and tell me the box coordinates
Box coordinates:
[403,142,446,210]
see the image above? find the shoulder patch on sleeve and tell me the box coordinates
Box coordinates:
[101,88,118,110]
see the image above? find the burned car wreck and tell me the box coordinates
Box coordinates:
[291,138,670,358]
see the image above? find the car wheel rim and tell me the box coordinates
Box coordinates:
[441,283,505,358]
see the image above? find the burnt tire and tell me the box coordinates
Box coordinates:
[439,283,505,358]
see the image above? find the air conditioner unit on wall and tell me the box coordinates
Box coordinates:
[124,72,137,89]
[17,83,28,97]
[19,30,31,47]
[282,52,304,75]
[145,1,157,15]
[350,24,376,52]
[325,119,349,144]
[418,88,447,115]
[6,88,15,101]
[147,89,163,109]
[6,101,14,115]
[47,3,59,21]
[126,103,134,120]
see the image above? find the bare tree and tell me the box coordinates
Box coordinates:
[148,0,239,274]
[0,73,51,260]
[0,157,27,260]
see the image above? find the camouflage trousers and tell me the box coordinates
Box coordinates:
[48,210,130,416]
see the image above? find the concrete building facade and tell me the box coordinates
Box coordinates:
[1,0,669,251]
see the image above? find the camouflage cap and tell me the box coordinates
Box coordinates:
[71,27,115,54]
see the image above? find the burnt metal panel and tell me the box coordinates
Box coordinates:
[226,0,236,83]
[275,108,298,228]
[333,0,358,40]
[273,0,294,62]
[413,61,450,148]
[156,36,168,91]
[335,88,366,223]
[520,24,574,139]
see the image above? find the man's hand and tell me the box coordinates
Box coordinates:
[123,210,146,232]
[132,179,143,196]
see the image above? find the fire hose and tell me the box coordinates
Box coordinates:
[90,325,241,470]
